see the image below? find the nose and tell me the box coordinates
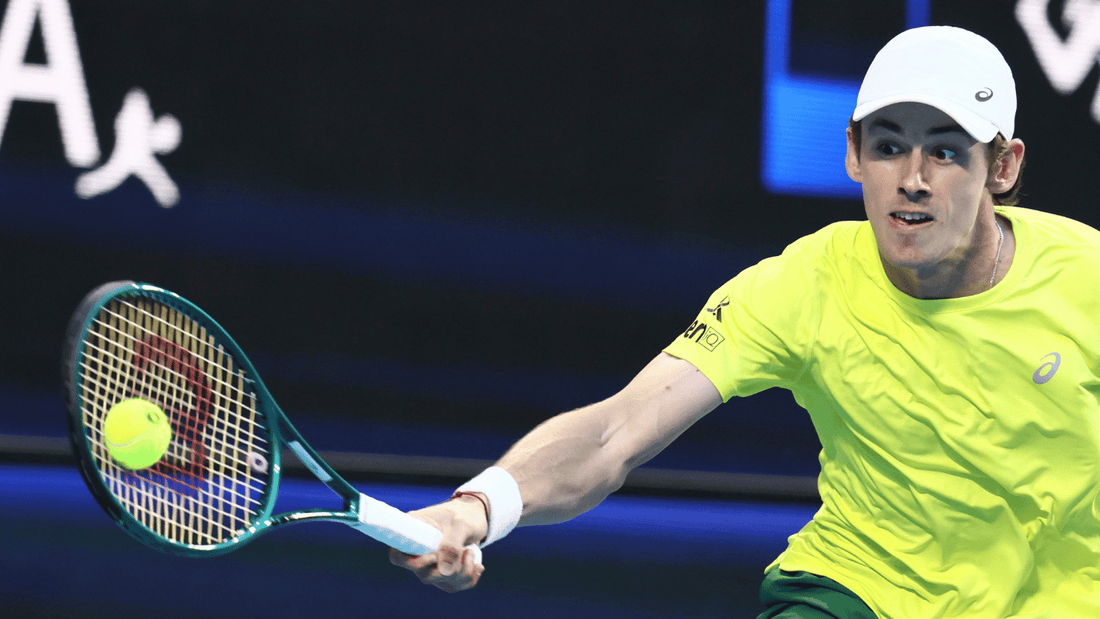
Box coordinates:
[898,150,931,200]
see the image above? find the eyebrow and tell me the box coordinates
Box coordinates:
[868,118,968,137]
[928,124,967,136]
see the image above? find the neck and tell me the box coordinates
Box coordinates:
[883,211,1012,300]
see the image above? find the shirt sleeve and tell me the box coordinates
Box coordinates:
[663,231,826,401]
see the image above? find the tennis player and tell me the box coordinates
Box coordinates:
[392,26,1100,618]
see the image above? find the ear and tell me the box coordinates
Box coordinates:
[845,127,863,183]
[988,138,1025,194]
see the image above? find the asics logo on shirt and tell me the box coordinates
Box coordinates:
[1033,352,1062,384]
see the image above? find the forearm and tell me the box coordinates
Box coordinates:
[495,353,722,527]
[395,353,720,590]
[496,397,637,526]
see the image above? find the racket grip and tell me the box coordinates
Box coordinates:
[354,494,483,564]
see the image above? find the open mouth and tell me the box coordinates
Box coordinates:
[891,212,934,226]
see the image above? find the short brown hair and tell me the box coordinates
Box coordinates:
[847,118,1024,206]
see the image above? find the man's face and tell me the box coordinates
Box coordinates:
[846,102,992,274]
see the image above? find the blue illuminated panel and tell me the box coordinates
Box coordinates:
[0,463,816,565]
[761,0,930,198]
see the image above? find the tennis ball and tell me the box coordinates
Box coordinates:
[104,398,172,470]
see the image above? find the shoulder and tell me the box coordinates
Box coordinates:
[1005,206,1100,300]
[751,221,867,280]
[760,220,872,286]
[1005,206,1100,252]
[711,221,869,306]
[781,220,867,257]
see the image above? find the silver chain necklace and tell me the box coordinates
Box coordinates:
[989,218,1005,289]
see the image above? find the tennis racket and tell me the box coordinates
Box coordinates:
[63,280,480,561]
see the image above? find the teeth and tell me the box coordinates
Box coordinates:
[895,212,931,222]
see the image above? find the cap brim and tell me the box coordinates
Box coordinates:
[852,94,1000,143]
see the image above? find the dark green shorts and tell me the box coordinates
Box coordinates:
[757,567,878,619]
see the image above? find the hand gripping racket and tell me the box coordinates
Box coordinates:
[64,280,480,562]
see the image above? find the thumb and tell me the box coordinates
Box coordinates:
[436,520,479,576]
[435,541,460,577]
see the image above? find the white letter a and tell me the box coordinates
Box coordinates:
[0,0,99,166]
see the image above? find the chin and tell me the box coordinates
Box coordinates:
[883,247,938,271]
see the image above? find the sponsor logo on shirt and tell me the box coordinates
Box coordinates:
[683,319,725,352]
[705,296,729,323]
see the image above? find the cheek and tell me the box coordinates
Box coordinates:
[858,167,893,204]
[937,181,986,236]
[951,149,991,198]
[944,170,988,211]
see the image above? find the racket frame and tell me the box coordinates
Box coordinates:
[64,281,443,558]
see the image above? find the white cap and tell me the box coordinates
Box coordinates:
[852,26,1016,142]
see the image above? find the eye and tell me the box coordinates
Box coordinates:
[932,147,958,161]
[874,142,902,156]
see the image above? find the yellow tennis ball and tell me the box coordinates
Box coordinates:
[104,398,172,470]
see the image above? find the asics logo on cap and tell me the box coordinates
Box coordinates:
[975,88,994,102]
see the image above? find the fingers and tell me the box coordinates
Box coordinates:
[437,543,462,577]
[430,546,484,593]
[389,547,435,570]
[389,546,484,593]
[387,498,489,592]
[437,524,479,576]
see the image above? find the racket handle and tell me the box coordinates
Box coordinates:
[354,494,483,564]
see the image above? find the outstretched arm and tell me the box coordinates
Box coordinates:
[391,351,723,591]
[499,351,722,524]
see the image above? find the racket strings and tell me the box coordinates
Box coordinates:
[81,316,268,480]
[79,296,272,548]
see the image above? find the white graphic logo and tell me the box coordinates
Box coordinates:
[0,0,181,206]
[1016,0,1100,124]
[1033,352,1062,384]
[75,88,181,207]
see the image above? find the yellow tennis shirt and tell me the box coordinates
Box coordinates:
[664,206,1100,618]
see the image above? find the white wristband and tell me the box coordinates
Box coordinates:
[454,466,522,548]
